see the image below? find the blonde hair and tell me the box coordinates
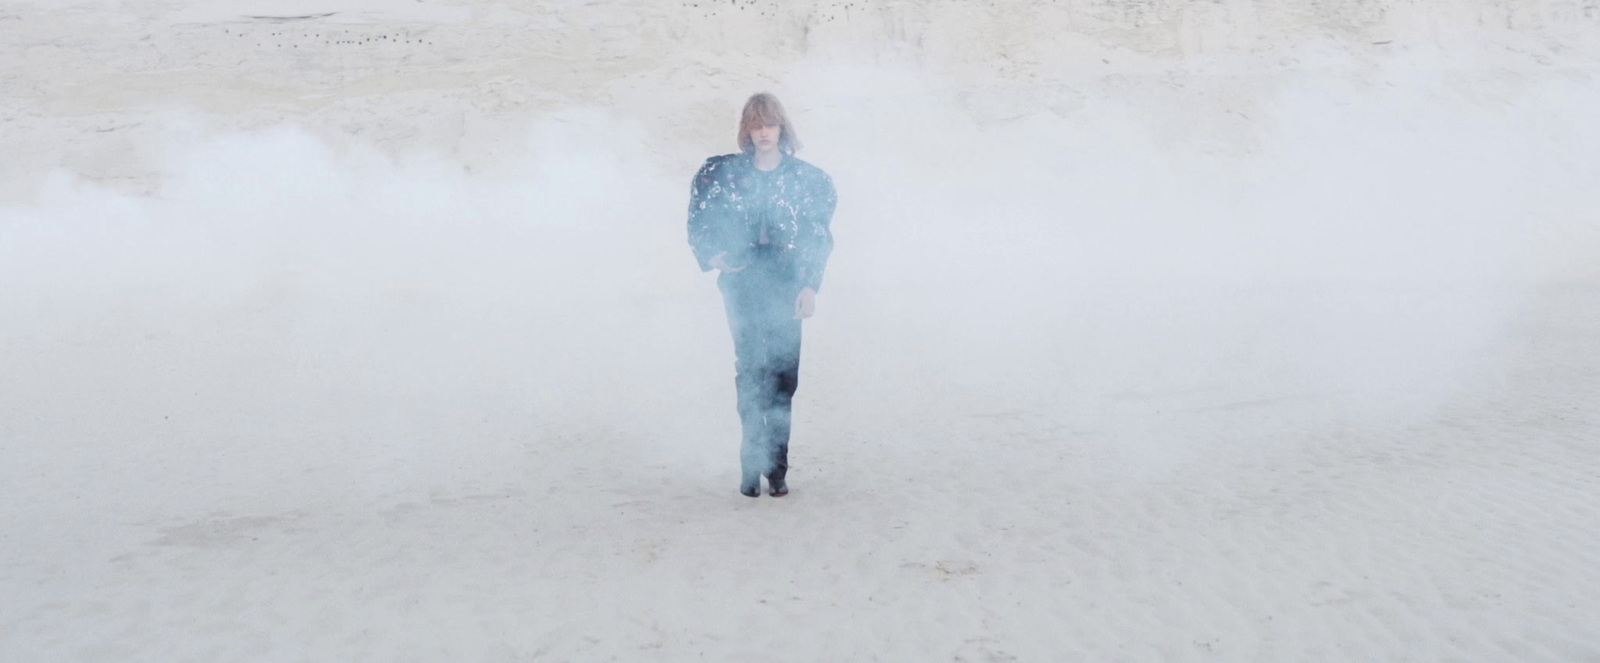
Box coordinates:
[737,92,801,155]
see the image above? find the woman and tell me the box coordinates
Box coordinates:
[687,92,837,498]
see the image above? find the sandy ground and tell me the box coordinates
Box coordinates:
[3,282,1600,661]
[4,1,1600,661]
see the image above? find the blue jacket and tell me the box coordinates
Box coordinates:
[687,152,837,290]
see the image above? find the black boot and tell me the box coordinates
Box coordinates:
[766,465,788,497]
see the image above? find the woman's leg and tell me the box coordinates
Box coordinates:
[763,321,801,494]
[721,268,804,496]
[723,275,767,495]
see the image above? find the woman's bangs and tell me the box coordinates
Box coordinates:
[746,104,781,129]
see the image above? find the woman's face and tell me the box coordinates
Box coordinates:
[749,121,781,153]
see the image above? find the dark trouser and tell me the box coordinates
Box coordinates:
[718,253,803,488]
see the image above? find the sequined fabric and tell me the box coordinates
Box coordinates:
[687,151,837,290]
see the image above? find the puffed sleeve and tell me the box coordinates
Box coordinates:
[687,157,730,272]
[794,169,837,291]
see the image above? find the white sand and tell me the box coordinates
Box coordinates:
[3,1,1600,661]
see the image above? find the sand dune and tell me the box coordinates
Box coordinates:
[3,1,1599,661]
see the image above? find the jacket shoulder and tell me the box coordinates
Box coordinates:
[786,156,825,174]
[698,153,744,174]
[786,158,834,191]
[787,157,831,181]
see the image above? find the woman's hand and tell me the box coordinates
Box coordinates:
[794,287,817,320]
[709,251,745,273]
